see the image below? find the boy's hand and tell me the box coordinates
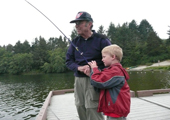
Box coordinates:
[88,61,98,68]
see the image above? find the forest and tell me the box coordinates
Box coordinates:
[0,19,170,74]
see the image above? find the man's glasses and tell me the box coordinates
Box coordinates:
[75,21,84,25]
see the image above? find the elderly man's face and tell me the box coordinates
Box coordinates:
[75,21,92,36]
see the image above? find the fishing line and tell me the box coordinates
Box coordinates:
[25,0,88,63]
[49,107,60,120]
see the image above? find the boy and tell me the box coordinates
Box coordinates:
[86,44,130,120]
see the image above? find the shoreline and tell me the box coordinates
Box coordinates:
[128,60,170,71]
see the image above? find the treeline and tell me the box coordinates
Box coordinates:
[0,36,68,74]
[0,19,170,74]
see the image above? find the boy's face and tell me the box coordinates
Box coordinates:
[102,53,114,67]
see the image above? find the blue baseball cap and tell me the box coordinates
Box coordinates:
[70,11,93,23]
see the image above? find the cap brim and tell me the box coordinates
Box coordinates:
[70,18,87,23]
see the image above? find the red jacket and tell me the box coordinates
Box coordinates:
[90,63,130,117]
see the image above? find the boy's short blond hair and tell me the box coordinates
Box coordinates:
[102,44,123,62]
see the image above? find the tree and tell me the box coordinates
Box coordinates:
[113,23,131,48]
[13,41,23,54]
[47,37,56,50]
[13,40,31,54]
[0,48,12,74]
[107,22,116,43]
[97,25,106,35]
[138,19,154,41]
[6,44,14,53]
[167,26,170,37]
[47,36,68,50]
[56,36,68,49]
[146,32,162,57]
[8,53,33,74]
[31,36,48,69]
[165,26,170,55]
[129,20,138,31]
[129,20,141,43]
[22,40,31,53]
[41,48,67,73]
[70,28,78,40]
[166,37,170,46]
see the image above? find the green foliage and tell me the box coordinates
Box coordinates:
[6,44,13,52]
[146,65,170,70]
[138,19,154,41]
[70,28,78,40]
[31,36,49,69]
[13,40,30,54]
[0,19,170,74]
[145,63,153,66]
[166,38,170,46]
[8,53,33,74]
[167,26,170,37]
[0,48,13,74]
[104,20,169,67]
[146,32,162,56]
[41,48,67,73]
[107,22,116,42]
[97,25,106,35]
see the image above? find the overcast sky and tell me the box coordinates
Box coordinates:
[0,0,169,46]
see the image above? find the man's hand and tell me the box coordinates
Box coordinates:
[78,65,90,72]
[84,67,91,76]
[84,61,98,76]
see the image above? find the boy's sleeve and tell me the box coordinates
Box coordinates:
[90,67,125,89]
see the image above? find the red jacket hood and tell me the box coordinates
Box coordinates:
[109,63,130,81]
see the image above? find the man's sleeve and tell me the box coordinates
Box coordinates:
[65,44,79,72]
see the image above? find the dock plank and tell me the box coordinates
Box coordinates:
[127,97,170,120]
[139,93,170,109]
[47,93,78,120]
[46,93,170,120]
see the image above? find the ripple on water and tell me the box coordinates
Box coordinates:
[0,80,43,120]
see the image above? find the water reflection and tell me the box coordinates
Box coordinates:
[0,71,170,120]
[128,71,170,91]
[0,73,74,120]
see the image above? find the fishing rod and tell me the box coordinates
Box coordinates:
[25,0,88,63]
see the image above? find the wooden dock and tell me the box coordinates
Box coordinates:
[36,89,170,120]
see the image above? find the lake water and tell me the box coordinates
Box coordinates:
[0,71,170,120]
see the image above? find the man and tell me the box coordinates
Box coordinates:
[66,11,111,120]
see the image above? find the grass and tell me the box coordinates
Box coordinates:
[144,65,170,71]
[22,70,44,75]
